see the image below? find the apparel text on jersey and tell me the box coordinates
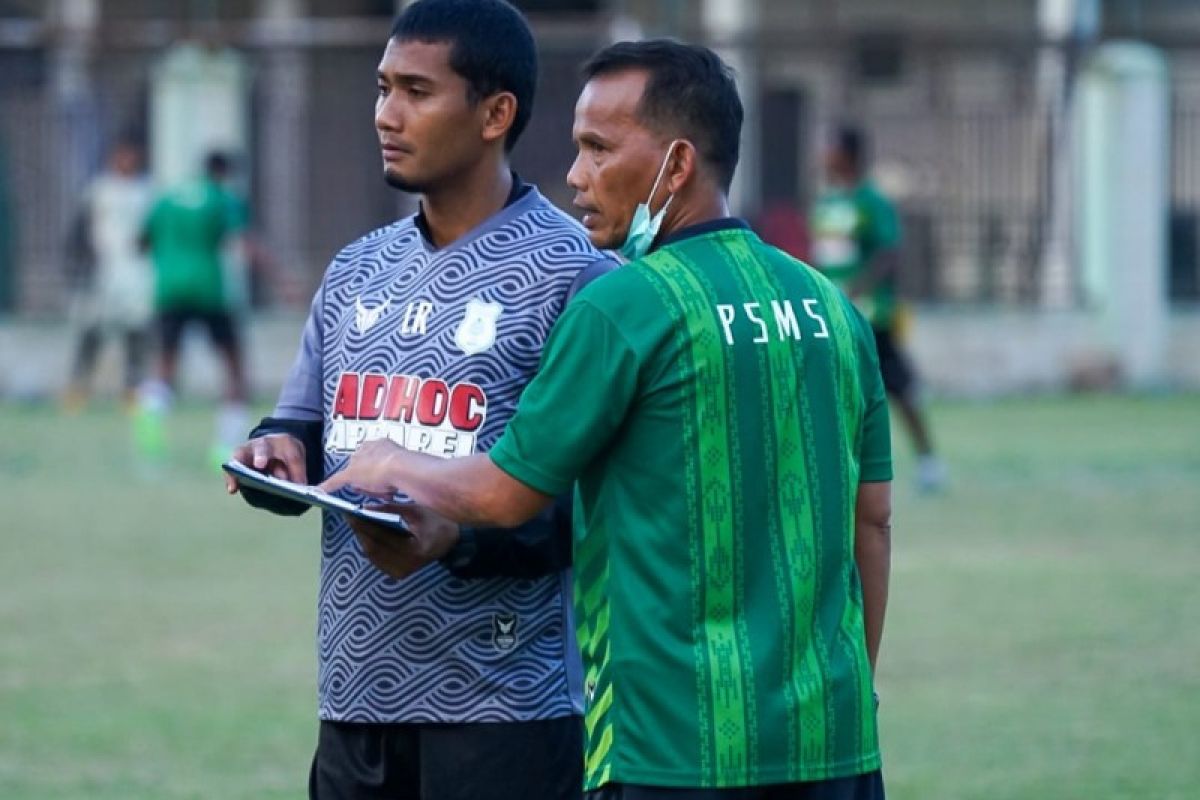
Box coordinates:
[326,371,487,458]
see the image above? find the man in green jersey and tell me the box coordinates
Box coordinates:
[320,40,892,800]
[810,125,944,492]
[139,151,250,459]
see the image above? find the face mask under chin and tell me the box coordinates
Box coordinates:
[619,140,682,261]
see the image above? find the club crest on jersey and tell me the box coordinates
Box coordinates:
[455,299,502,355]
[355,297,390,334]
[492,613,518,651]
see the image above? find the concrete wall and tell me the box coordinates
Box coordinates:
[910,308,1200,395]
[2,308,1198,403]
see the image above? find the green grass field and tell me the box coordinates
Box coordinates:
[1,395,1197,799]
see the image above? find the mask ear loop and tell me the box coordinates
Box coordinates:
[646,139,683,216]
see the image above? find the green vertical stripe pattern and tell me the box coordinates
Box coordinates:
[725,237,831,769]
[811,278,879,762]
[713,236,809,775]
[639,262,716,782]
[641,249,755,786]
[560,227,884,789]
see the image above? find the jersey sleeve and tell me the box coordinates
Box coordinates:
[490,300,640,497]
[273,278,327,422]
[864,190,901,252]
[224,191,250,235]
[141,196,164,244]
[853,308,893,483]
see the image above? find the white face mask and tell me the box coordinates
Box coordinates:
[619,139,682,261]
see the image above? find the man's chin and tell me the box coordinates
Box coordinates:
[587,229,621,251]
[384,169,423,193]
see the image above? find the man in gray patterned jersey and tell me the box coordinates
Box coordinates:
[224,2,612,798]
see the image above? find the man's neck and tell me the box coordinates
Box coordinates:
[420,160,513,249]
[658,193,730,242]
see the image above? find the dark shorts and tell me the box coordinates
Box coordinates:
[157,308,239,354]
[309,715,584,800]
[585,771,884,800]
[873,328,916,399]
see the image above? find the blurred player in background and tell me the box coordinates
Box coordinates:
[321,38,891,800]
[62,137,155,411]
[137,150,250,463]
[811,124,946,492]
[225,1,612,797]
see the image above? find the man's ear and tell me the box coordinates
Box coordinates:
[480,92,517,146]
[664,140,699,195]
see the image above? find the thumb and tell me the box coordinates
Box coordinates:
[317,474,348,494]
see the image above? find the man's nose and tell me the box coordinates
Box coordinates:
[375,94,403,132]
[566,152,586,192]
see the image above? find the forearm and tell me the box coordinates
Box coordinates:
[386,451,525,527]
[855,521,891,673]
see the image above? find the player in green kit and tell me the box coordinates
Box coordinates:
[810,125,944,492]
[320,40,893,800]
[137,151,250,463]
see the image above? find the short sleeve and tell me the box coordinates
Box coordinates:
[854,311,893,482]
[490,300,639,496]
[225,192,250,234]
[273,276,327,422]
[864,190,901,252]
[142,197,163,240]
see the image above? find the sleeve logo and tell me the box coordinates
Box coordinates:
[455,298,503,355]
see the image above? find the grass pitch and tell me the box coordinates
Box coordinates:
[0,394,1197,799]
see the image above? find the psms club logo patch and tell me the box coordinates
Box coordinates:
[455,298,502,355]
[492,612,518,651]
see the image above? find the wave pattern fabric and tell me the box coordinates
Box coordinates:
[279,188,599,722]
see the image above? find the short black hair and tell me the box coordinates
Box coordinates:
[582,39,743,191]
[833,124,867,171]
[205,150,232,178]
[391,0,537,151]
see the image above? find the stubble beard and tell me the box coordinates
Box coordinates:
[384,168,425,194]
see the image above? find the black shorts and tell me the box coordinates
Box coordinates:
[872,328,916,399]
[585,771,884,800]
[309,715,583,800]
[157,308,239,354]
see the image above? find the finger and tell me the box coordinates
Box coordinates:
[361,502,408,514]
[269,462,289,481]
[250,438,273,470]
[317,473,348,494]
[394,504,424,523]
[350,521,393,558]
[346,515,371,542]
[225,475,239,494]
[275,436,307,484]
[232,442,263,470]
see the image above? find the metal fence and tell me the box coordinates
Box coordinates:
[0,18,609,314]
[1,16,1198,313]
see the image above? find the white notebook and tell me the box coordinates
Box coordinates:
[223,460,412,535]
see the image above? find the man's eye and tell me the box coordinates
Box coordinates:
[407,87,429,99]
[377,84,388,97]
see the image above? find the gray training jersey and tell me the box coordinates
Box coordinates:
[274,186,601,722]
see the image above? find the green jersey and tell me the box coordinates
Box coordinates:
[491,222,892,790]
[810,180,900,330]
[144,179,244,312]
